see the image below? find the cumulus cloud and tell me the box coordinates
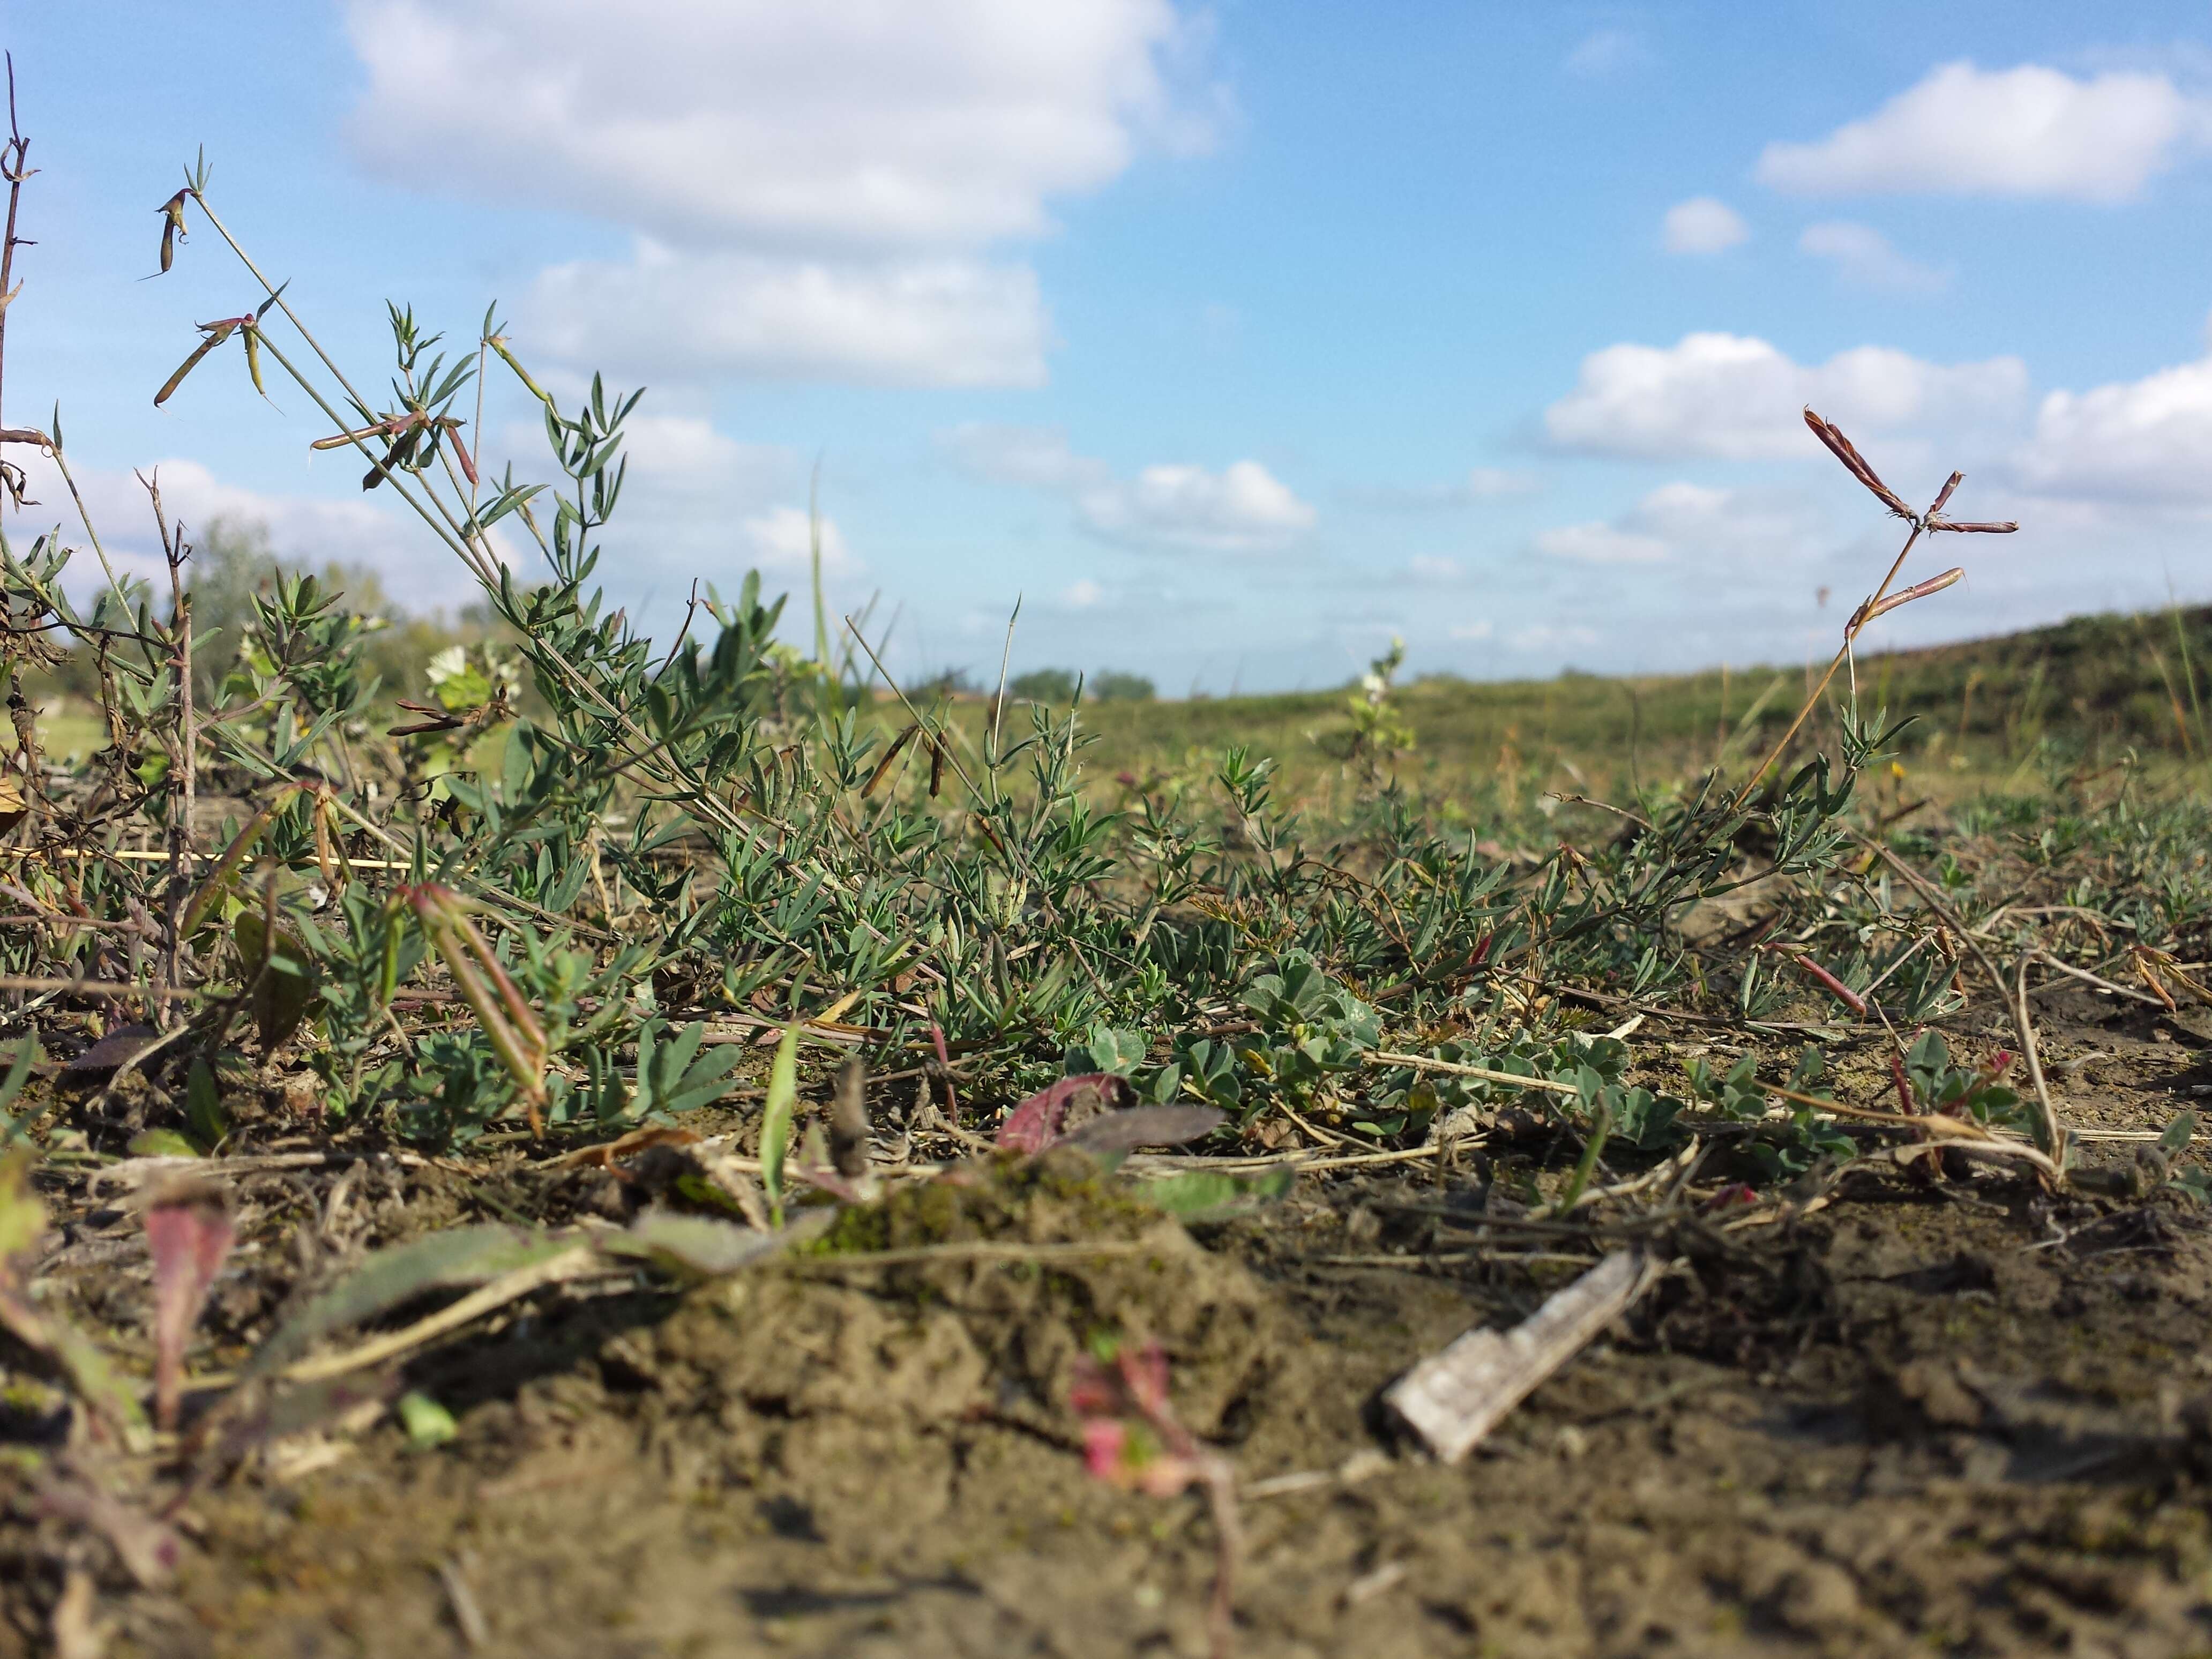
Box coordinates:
[1757,61,2212,203]
[11,452,475,611]
[618,414,797,491]
[1535,521,1670,565]
[525,245,1051,388]
[1543,331,2028,460]
[1082,461,1315,552]
[1662,197,1750,255]
[1536,481,1824,567]
[2014,354,2212,505]
[1063,578,1105,608]
[944,423,1316,552]
[1798,221,1949,293]
[347,0,1221,387]
[738,505,861,574]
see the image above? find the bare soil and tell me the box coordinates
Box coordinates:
[9,997,2212,1658]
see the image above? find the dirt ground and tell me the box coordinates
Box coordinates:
[9,991,2212,1658]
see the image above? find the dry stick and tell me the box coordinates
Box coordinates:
[1856,834,2065,1164]
[0,976,196,998]
[1370,1050,1581,1097]
[986,594,1020,796]
[0,54,29,485]
[278,1245,602,1386]
[142,477,195,1027]
[1383,1247,1660,1463]
[2012,952,2061,1164]
[2025,949,2167,1010]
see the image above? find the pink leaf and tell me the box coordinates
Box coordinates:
[144,1178,234,1432]
[996,1073,1136,1153]
[1119,1341,1172,1416]
[1067,1355,1122,1418]
[1083,1418,1129,1481]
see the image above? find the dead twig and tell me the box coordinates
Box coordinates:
[1383,1247,1661,1463]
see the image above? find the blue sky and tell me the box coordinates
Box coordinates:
[7,2,2212,693]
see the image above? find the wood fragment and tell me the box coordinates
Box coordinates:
[1382,1247,1660,1463]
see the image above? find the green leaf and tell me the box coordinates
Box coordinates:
[249,1225,576,1377]
[235,911,320,1052]
[597,1209,824,1277]
[397,1389,458,1449]
[1140,1165,1295,1223]
[760,1023,799,1226]
[2161,1110,2198,1157]
[127,1130,200,1159]
[0,1035,39,1145]
[186,1059,228,1152]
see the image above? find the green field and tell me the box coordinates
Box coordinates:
[915,602,2212,825]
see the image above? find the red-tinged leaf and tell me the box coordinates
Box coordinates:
[860,722,920,797]
[36,1475,180,1588]
[1067,1356,1120,1418]
[1859,567,1965,623]
[1890,1051,1918,1116]
[145,1177,234,1431]
[1802,407,1914,518]
[1081,1418,1199,1498]
[446,423,479,488]
[996,1073,1137,1153]
[1118,1341,1172,1416]
[1082,1416,1129,1479]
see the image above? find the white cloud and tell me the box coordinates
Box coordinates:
[1063,578,1105,608]
[1407,555,1464,582]
[527,244,1050,388]
[347,0,1219,249]
[1543,331,2028,460]
[1448,619,1493,641]
[1798,221,1949,293]
[618,414,797,490]
[1565,28,1643,78]
[1757,61,2212,203]
[2015,354,2212,504]
[1536,481,1825,566]
[943,423,1105,491]
[12,452,477,612]
[738,504,861,574]
[945,423,1316,552]
[1535,521,1670,565]
[1662,197,1750,255]
[1083,461,1316,552]
[348,0,1222,387]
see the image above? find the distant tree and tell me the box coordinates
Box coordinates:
[184,517,481,708]
[914,666,978,700]
[1090,670,1155,703]
[1008,667,1080,704]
